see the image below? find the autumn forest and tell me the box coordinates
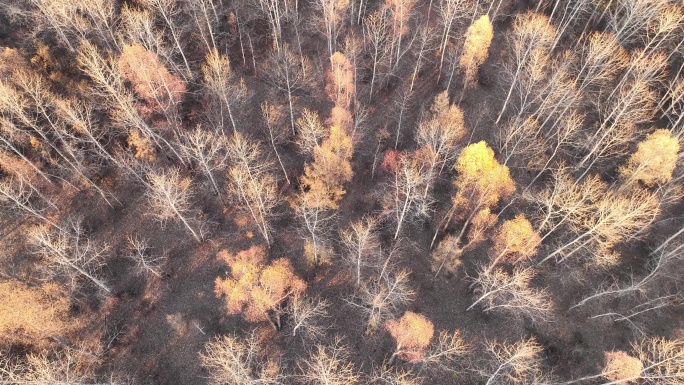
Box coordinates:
[0,0,683,384]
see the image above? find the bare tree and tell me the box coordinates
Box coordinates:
[202,49,248,133]
[570,239,684,310]
[300,338,360,385]
[137,0,193,78]
[294,191,338,267]
[261,101,291,184]
[30,221,111,293]
[0,178,61,231]
[349,263,415,333]
[573,337,684,385]
[409,26,437,92]
[263,44,313,135]
[312,0,350,61]
[28,0,118,52]
[119,4,178,74]
[125,235,166,278]
[0,348,102,384]
[540,187,660,266]
[254,0,287,51]
[296,108,326,157]
[496,12,557,124]
[226,132,279,245]
[200,330,285,385]
[188,0,222,52]
[178,126,228,197]
[467,267,553,323]
[364,8,392,100]
[415,91,467,199]
[341,216,381,287]
[370,365,422,385]
[146,168,202,242]
[437,0,470,79]
[386,0,418,66]
[285,295,330,341]
[384,154,430,240]
[475,337,549,385]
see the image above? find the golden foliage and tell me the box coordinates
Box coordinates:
[620,129,680,187]
[386,311,434,362]
[453,141,515,214]
[214,246,306,324]
[0,280,74,348]
[326,52,355,109]
[300,125,353,209]
[460,14,493,86]
[603,351,643,384]
[491,214,541,264]
[127,128,156,161]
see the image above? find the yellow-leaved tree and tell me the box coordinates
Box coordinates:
[620,129,680,188]
[432,141,515,250]
[214,246,306,330]
[300,125,353,210]
[460,14,493,99]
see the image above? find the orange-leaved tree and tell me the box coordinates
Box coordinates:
[486,214,541,272]
[0,280,75,349]
[214,246,306,330]
[118,43,185,121]
[385,311,468,369]
[386,311,434,364]
[432,141,515,249]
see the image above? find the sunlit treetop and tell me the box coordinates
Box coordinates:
[460,14,493,85]
[454,141,515,208]
[300,125,353,209]
[386,311,434,362]
[620,129,680,187]
[214,246,306,324]
[491,214,542,264]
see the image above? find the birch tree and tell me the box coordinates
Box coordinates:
[467,267,553,323]
[312,0,351,61]
[146,168,202,242]
[30,221,111,293]
[202,49,248,133]
[226,132,279,245]
[341,216,381,287]
[496,12,557,124]
[178,126,229,197]
[459,14,493,99]
[200,330,284,385]
[475,337,549,385]
[263,44,313,135]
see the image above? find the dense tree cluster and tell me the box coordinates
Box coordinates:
[0,0,683,384]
